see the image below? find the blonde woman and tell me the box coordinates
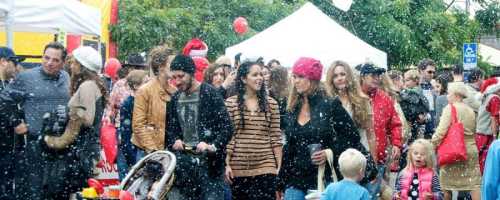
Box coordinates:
[325,60,375,158]
[431,82,481,200]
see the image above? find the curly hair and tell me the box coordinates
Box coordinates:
[148,45,175,76]
[325,60,371,129]
[235,61,269,128]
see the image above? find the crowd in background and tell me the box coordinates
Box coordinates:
[0,39,499,200]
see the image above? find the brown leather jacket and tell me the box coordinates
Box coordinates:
[132,78,176,152]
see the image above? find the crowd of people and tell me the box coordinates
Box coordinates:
[0,38,499,200]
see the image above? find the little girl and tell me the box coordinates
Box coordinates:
[394,139,443,200]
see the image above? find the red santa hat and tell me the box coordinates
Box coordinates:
[192,56,209,82]
[182,38,208,58]
[481,77,500,95]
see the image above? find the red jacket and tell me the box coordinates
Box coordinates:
[369,89,402,163]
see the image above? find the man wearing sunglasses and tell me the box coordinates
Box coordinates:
[417,59,437,133]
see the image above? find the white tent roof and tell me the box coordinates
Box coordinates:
[225,2,387,69]
[479,43,500,66]
[0,0,101,36]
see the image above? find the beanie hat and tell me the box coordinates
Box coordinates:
[72,46,102,73]
[171,55,195,75]
[292,57,323,81]
[193,57,209,82]
[480,77,500,95]
[104,58,121,81]
[182,38,208,58]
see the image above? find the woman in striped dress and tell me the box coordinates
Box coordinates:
[224,61,282,200]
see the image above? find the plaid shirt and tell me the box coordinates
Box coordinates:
[104,79,131,127]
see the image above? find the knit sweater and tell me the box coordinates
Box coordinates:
[225,96,282,177]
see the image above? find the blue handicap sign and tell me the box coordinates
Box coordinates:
[463,43,477,70]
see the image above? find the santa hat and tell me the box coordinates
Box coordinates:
[193,56,209,82]
[481,77,500,95]
[182,38,208,58]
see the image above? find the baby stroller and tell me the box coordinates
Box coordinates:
[120,150,176,200]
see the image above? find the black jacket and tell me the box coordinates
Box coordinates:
[166,83,233,178]
[278,91,375,192]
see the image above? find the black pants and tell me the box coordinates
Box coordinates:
[231,174,276,200]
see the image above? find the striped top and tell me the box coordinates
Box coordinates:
[225,96,282,177]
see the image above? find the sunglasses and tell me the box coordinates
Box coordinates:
[426,70,435,74]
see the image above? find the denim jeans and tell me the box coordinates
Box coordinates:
[116,149,128,180]
[363,164,386,200]
[284,187,306,200]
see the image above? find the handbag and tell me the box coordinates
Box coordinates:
[437,104,467,166]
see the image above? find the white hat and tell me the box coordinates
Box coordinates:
[448,82,468,98]
[73,46,102,73]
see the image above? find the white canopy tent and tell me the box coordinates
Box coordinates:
[0,0,101,48]
[479,43,500,66]
[225,2,387,69]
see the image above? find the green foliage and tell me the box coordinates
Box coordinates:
[476,2,500,35]
[110,0,295,61]
[112,0,488,73]
[308,0,480,69]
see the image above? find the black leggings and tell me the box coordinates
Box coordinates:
[231,174,276,200]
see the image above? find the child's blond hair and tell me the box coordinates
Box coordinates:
[405,139,435,170]
[338,148,367,179]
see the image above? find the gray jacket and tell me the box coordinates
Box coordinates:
[5,66,70,135]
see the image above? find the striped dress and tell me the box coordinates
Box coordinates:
[225,96,282,177]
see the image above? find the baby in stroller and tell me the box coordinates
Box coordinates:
[127,160,163,199]
[121,151,176,200]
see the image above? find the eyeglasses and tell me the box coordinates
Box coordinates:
[426,70,435,74]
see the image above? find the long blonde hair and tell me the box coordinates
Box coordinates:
[325,61,371,129]
[405,139,435,170]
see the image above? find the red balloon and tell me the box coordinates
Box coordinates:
[233,17,248,35]
[104,58,122,81]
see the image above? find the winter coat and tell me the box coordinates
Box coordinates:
[278,92,375,192]
[431,103,481,190]
[481,139,500,200]
[166,83,233,178]
[0,80,23,200]
[367,89,402,163]
[132,78,176,152]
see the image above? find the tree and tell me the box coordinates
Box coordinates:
[110,0,295,61]
[476,1,500,36]
[305,0,480,69]
[112,0,486,72]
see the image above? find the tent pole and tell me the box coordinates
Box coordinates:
[6,0,14,48]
